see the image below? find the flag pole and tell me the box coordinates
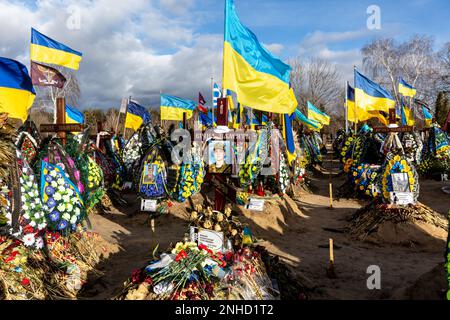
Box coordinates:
[211,76,214,127]
[353,66,357,134]
[345,81,349,134]
[123,96,130,138]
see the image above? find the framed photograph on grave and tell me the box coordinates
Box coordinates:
[208,140,232,174]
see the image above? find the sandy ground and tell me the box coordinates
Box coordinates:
[82,160,450,300]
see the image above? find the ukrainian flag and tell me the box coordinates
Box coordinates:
[422,105,433,127]
[346,83,388,126]
[294,109,322,132]
[307,101,330,126]
[125,100,151,131]
[354,69,395,114]
[65,104,84,124]
[281,113,297,165]
[31,28,82,71]
[223,0,297,114]
[0,57,36,122]
[160,94,196,121]
[398,78,416,98]
[401,105,415,126]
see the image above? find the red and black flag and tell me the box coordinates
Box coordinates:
[30,61,66,88]
[198,92,207,113]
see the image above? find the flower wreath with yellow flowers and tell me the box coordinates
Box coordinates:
[380,153,419,203]
[349,163,381,198]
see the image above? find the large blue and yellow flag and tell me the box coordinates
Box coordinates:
[347,83,388,125]
[125,100,151,131]
[160,94,196,121]
[65,104,84,124]
[281,113,297,165]
[0,57,36,122]
[31,28,82,70]
[294,109,322,132]
[354,69,395,114]
[401,105,415,126]
[223,0,297,114]
[398,78,416,98]
[307,101,330,126]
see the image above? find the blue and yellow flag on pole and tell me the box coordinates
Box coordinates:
[281,113,297,165]
[223,0,297,114]
[65,104,84,124]
[125,100,151,131]
[294,109,322,132]
[401,104,415,126]
[307,101,330,126]
[422,105,433,127]
[160,94,196,121]
[398,78,416,98]
[0,57,36,122]
[354,69,395,114]
[31,28,82,70]
[347,83,388,125]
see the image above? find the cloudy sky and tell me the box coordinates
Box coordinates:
[1,0,449,110]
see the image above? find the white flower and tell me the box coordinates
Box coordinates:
[66,203,73,212]
[58,186,65,192]
[54,193,62,201]
[57,203,66,212]
[70,215,77,224]
[74,207,80,216]
[57,178,65,186]
[72,197,79,204]
[62,213,71,221]
[22,204,29,211]
[23,233,35,247]
[62,195,71,203]
[29,221,36,227]
[19,177,24,184]
[67,189,74,196]
[34,212,40,219]
[30,203,36,209]
[20,187,26,193]
[26,181,33,188]
[21,195,26,202]
[37,223,46,230]
[51,181,58,188]
[50,171,57,177]
[35,237,44,249]
[34,190,39,197]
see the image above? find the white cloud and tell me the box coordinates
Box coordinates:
[262,43,284,55]
[0,0,221,109]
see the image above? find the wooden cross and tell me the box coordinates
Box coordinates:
[40,97,84,145]
[373,108,413,133]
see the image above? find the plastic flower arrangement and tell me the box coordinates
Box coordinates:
[381,153,419,203]
[123,132,142,173]
[40,162,85,234]
[171,162,204,202]
[348,163,381,198]
[402,132,423,164]
[278,153,290,195]
[15,132,39,164]
[139,149,168,199]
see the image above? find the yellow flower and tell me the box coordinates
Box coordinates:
[394,155,401,162]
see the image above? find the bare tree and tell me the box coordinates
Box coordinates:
[289,57,341,114]
[362,35,445,109]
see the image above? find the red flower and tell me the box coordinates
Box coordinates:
[131,269,144,284]
[21,278,30,286]
[175,250,188,262]
[23,225,34,234]
[144,277,153,285]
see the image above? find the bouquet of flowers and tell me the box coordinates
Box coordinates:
[40,161,84,234]
[349,163,381,199]
[278,153,290,195]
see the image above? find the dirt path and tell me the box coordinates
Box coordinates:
[83,154,449,299]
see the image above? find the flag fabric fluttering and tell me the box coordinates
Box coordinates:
[223,0,297,114]
[198,92,208,113]
[348,80,389,126]
[401,104,415,126]
[0,57,36,122]
[307,101,330,126]
[160,94,196,121]
[354,69,395,114]
[213,83,222,109]
[281,113,297,165]
[65,104,84,124]
[294,109,322,132]
[125,100,151,131]
[398,78,416,98]
[30,28,83,70]
[30,61,66,88]
[422,105,433,127]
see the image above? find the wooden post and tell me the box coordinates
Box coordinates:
[327,238,337,278]
[56,97,66,145]
[388,108,396,125]
[182,112,187,129]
